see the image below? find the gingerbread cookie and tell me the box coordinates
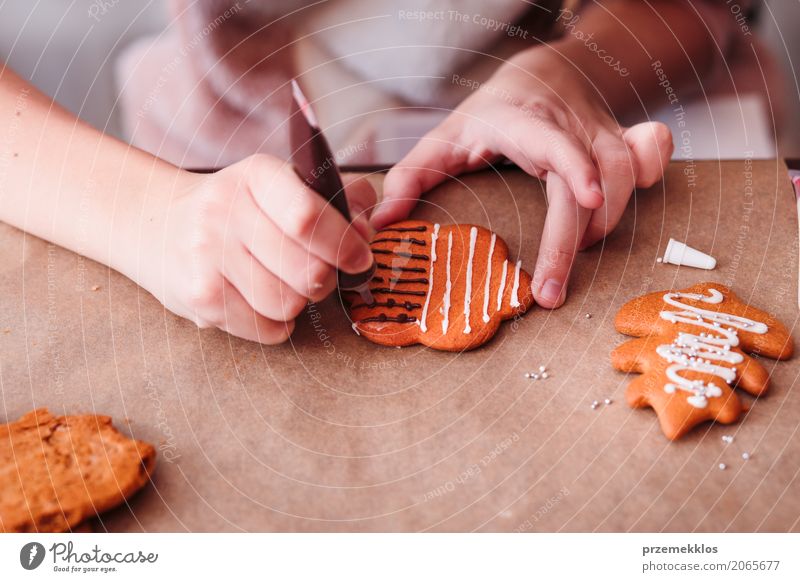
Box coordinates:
[0,409,156,532]
[347,220,534,351]
[612,282,793,439]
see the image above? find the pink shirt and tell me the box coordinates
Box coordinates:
[115,0,773,168]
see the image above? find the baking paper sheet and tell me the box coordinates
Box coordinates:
[1,159,797,532]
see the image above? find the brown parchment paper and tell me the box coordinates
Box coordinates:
[1,160,798,532]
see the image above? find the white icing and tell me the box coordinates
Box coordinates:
[655,288,768,408]
[661,289,768,333]
[351,322,361,336]
[442,231,454,334]
[510,260,522,308]
[463,227,478,334]
[496,259,508,312]
[482,233,496,323]
[419,223,439,333]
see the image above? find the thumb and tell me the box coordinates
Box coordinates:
[622,121,673,188]
[373,123,471,230]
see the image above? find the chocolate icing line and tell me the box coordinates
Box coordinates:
[372,249,430,261]
[482,233,496,323]
[357,313,417,324]
[370,288,427,297]
[372,237,426,246]
[463,226,478,334]
[376,263,426,274]
[388,277,429,285]
[420,223,439,333]
[442,230,453,334]
[380,226,427,233]
[496,259,508,312]
[351,298,422,311]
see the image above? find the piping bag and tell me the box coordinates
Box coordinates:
[289,80,376,305]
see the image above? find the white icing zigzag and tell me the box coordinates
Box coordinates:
[656,288,767,408]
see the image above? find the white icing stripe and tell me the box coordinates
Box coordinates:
[441,231,453,334]
[419,223,439,333]
[656,288,768,408]
[463,227,478,334]
[510,260,522,308]
[482,233,496,323]
[496,259,508,312]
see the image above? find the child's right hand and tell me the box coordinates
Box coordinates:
[136,154,376,344]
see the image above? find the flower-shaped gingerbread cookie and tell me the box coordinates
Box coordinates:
[611,282,793,440]
[347,220,533,351]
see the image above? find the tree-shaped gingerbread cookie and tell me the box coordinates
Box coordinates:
[612,283,793,439]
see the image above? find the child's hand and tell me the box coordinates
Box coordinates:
[374,49,673,309]
[138,154,376,344]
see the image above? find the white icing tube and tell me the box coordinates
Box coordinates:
[662,238,716,270]
[463,227,478,334]
[496,259,508,312]
[419,224,439,333]
[510,260,522,308]
[442,231,454,334]
[482,233,496,323]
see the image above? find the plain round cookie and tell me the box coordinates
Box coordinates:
[0,408,156,532]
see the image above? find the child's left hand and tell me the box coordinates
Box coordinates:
[373,49,673,309]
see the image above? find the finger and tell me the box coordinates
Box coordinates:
[236,201,336,301]
[342,175,378,241]
[623,121,673,188]
[218,278,295,345]
[500,117,604,209]
[222,242,309,322]
[246,156,373,274]
[580,123,673,249]
[374,122,477,229]
[580,132,636,249]
[533,172,592,309]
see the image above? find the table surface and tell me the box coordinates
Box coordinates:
[1,160,798,532]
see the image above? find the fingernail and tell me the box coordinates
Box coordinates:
[541,279,563,304]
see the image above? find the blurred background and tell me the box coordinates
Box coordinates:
[1,0,798,161]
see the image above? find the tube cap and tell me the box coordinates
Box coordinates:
[662,238,717,270]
